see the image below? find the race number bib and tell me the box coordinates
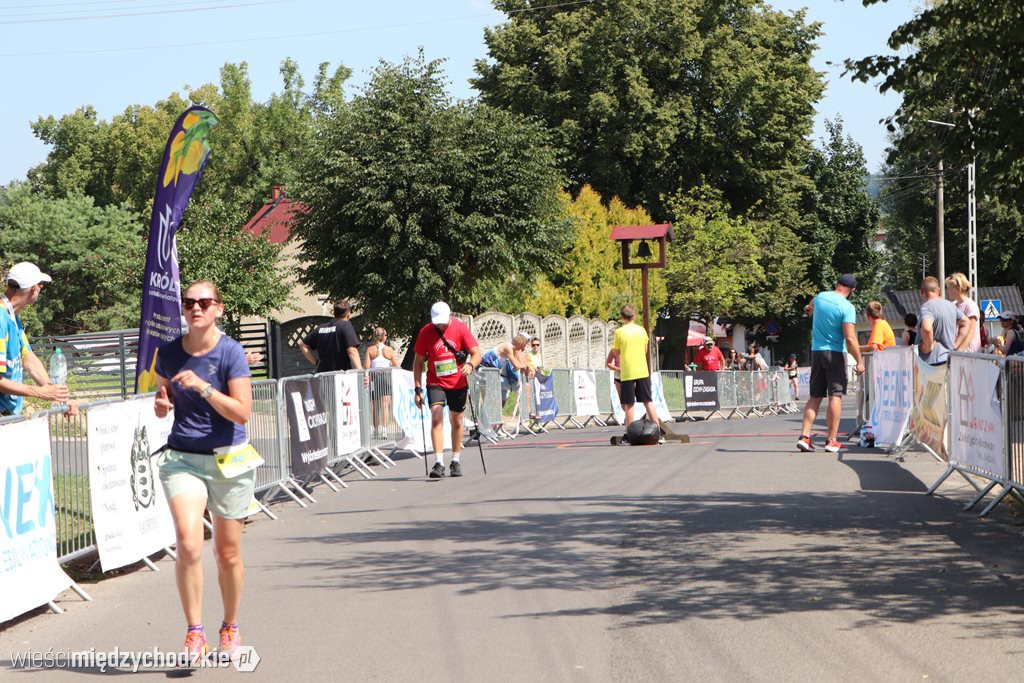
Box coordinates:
[434,358,458,377]
[214,442,264,478]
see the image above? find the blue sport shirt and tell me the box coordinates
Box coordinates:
[811,290,856,352]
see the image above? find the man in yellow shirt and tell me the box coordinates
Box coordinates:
[861,300,896,352]
[606,304,659,443]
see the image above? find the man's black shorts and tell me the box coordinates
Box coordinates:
[809,350,848,398]
[427,385,468,412]
[618,376,653,405]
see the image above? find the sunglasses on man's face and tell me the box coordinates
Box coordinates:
[182,297,220,311]
[532,343,540,347]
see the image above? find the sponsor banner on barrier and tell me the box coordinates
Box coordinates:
[684,372,719,410]
[573,370,600,417]
[87,399,176,572]
[868,347,914,446]
[284,378,330,478]
[608,372,625,424]
[649,372,672,421]
[0,419,74,623]
[390,369,452,453]
[797,367,811,398]
[950,356,1004,477]
[533,371,559,423]
[333,373,361,454]
[908,356,949,461]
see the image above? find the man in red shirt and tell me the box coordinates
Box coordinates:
[694,336,725,371]
[413,301,482,478]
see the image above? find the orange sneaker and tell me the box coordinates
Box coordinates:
[219,622,241,659]
[796,435,815,452]
[183,626,208,665]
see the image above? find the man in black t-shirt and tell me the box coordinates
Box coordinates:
[299,299,361,372]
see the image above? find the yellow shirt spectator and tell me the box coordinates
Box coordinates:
[613,321,650,381]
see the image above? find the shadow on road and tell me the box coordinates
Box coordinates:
[277,485,1024,635]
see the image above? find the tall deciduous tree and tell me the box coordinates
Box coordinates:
[295,53,571,335]
[0,183,144,335]
[528,185,665,319]
[473,0,824,222]
[799,118,883,300]
[848,0,1024,185]
[20,59,339,329]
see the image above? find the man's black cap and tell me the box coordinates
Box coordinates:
[837,273,857,289]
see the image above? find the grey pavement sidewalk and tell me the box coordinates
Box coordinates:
[3,406,1024,681]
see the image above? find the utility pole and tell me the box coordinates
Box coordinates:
[936,159,945,286]
[967,158,977,293]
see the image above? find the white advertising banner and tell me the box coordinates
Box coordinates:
[0,419,74,623]
[949,355,1005,477]
[333,372,362,454]
[649,372,672,422]
[87,398,176,572]
[573,370,600,417]
[608,371,625,424]
[868,346,914,446]
[391,369,452,453]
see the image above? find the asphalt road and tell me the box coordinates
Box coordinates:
[4,406,1024,681]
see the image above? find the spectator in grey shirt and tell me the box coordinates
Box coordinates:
[918,276,968,365]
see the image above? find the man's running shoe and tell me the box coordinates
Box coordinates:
[429,462,445,478]
[619,433,631,446]
[824,440,848,453]
[218,622,241,659]
[449,461,463,477]
[796,436,815,452]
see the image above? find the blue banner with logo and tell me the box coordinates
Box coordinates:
[134,106,218,393]
[533,371,558,423]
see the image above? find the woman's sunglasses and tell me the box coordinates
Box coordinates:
[182,297,220,311]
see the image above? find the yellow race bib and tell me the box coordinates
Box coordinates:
[214,443,264,478]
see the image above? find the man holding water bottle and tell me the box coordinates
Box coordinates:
[0,262,71,416]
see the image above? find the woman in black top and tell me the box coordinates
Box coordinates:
[901,313,918,347]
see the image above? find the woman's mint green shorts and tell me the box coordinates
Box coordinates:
[158,448,255,520]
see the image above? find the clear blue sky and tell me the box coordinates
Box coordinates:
[0,0,916,186]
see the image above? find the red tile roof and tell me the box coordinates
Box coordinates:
[609,223,674,241]
[241,189,308,245]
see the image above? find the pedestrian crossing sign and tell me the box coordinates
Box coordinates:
[981,299,1002,319]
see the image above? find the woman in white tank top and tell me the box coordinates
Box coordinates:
[364,327,398,438]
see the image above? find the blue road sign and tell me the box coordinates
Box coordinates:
[980,299,1002,319]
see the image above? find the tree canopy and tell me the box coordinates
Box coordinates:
[474,0,824,222]
[295,53,572,335]
[527,185,665,320]
[848,1,1024,185]
[0,183,144,335]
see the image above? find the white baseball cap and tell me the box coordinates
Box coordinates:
[430,301,451,325]
[6,262,52,289]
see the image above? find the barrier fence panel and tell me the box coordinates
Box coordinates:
[250,380,287,495]
[1008,357,1024,488]
[659,371,687,414]
[548,368,577,427]
[568,316,589,369]
[468,368,503,442]
[595,369,622,425]
[735,371,754,416]
[941,353,1011,516]
[718,371,741,418]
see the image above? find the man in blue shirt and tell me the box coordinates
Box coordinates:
[797,273,864,453]
[0,262,69,415]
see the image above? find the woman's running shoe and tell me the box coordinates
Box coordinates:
[219,622,241,659]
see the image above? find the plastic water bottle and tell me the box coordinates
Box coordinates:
[49,348,67,386]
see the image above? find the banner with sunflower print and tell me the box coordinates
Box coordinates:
[134,106,219,393]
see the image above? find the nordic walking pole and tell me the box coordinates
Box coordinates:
[467,373,487,475]
[419,399,429,477]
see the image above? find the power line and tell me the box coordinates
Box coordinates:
[0,0,597,58]
[0,0,142,9]
[4,0,232,19]
[0,0,289,25]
